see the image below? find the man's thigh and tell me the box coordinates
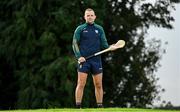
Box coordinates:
[77,72,88,84]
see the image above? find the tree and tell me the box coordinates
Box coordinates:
[102,0,179,107]
[0,0,179,109]
[0,0,105,109]
[0,0,78,109]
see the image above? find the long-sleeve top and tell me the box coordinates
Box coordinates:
[72,23,109,59]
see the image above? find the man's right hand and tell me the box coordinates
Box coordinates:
[78,57,86,63]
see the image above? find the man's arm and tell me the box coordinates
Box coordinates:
[72,27,81,59]
[100,27,109,49]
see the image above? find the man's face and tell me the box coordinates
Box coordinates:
[84,10,96,24]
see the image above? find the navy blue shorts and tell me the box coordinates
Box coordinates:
[78,58,103,75]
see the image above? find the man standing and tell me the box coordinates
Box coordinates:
[72,8,110,108]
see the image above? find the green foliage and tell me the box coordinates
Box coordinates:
[0,0,179,109]
[102,0,175,108]
[0,0,77,109]
[0,108,180,112]
[16,57,76,108]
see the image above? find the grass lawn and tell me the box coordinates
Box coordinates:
[0,108,180,112]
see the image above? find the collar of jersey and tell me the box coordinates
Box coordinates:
[85,22,95,26]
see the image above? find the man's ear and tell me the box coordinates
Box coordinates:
[84,15,86,21]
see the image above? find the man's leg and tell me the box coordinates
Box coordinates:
[75,72,88,108]
[92,73,103,107]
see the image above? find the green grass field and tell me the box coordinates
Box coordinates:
[0,108,180,112]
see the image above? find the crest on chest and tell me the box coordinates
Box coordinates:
[95,30,99,34]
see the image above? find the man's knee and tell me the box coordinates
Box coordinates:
[94,82,102,89]
[77,72,87,89]
[77,81,86,89]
